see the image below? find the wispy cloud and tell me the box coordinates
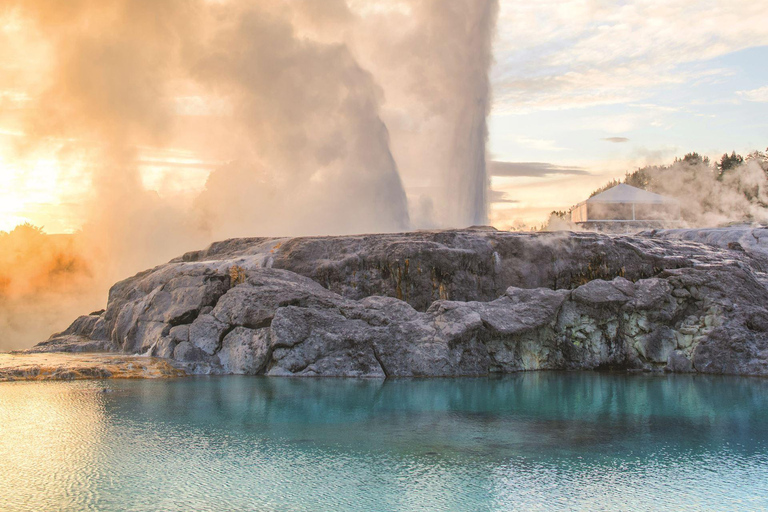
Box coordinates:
[489,189,518,204]
[516,137,567,152]
[602,137,629,143]
[737,86,768,103]
[489,161,590,178]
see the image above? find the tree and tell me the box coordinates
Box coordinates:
[717,151,744,179]
[745,149,768,172]
[676,152,710,167]
[625,167,652,189]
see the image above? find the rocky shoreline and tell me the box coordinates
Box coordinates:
[13,227,768,379]
[0,353,185,381]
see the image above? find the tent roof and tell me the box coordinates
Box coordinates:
[585,184,677,205]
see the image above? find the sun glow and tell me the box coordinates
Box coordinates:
[0,140,218,233]
[0,147,83,233]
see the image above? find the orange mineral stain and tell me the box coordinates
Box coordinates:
[0,353,187,381]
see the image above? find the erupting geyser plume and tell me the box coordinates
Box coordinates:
[350,0,499,228]
[0,0,499,349]
[424,0,498,227]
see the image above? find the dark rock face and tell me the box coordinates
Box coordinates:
[32,229,768,377]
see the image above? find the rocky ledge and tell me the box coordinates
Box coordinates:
[0,353,186,381]
[25,228,768,378]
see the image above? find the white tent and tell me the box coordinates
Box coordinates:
[572,184,679,224]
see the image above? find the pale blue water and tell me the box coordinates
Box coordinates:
[1,373,768,512]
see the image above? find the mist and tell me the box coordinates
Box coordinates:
[544,152,768,232]
[620,154,768,228]
[0,0,499,349]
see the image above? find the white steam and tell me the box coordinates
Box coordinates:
[0,0,499,349]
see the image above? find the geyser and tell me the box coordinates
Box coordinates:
[0,0,500,350]
[351,0,499,228]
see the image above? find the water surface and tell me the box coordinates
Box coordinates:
[1,373,767,511]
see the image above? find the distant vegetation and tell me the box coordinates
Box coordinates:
[544,147,768,230]
[0,223,90,296]
[0,224,98,350]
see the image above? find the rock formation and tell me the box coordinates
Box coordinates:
[29,228,768,377]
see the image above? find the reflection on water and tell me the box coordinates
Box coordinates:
[1,373,767,511]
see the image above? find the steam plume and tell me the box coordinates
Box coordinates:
[350,0,499,227]
[0,0,499,349]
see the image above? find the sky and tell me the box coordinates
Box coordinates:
[1,0,767,233]
[488,0,768,228]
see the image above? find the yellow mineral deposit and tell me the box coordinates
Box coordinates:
[0,353,187,381]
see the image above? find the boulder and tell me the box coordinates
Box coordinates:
[666,350,694,373]
[189,314,227,356]
[218,327,270,375]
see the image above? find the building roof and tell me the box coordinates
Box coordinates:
[585,184,678,205]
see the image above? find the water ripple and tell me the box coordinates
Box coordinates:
[1,374,767,511]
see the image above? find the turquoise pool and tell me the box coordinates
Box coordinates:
[1,373,767,511]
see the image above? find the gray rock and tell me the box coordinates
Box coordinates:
[169,325,189,344]
[631,279,673,310]
[611,277,636,297]
[483,287,569,335]
[270,307,386,378]
[173,341,206,363]
[635,326,677,363]
[666,350,694,373]
[144,272,229,325]
[25,335,116,354]
[218,327,270,375]
[375,302,489,377]
[28,311,116,353]
[31,228,768,378]
[189,314,227,356]
[153,337,176,359]
[211,269,338,328]
[177,230,758,312]
[572,279,631,306]
[132,321,168,354]
[58,314,105,339]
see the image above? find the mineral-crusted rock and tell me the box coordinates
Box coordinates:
[189,314,227,356]
[648,226,768,265]
[26,312,116,353]
[666,350,694,373]
[153,336,176,359]
[30,228,768,377]
[572,277,633,306]
[0,353,186,381]
[169,325,189,344]
[218,327,270,375]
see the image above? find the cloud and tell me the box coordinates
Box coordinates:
[737,86,768,103]
[489,161,590,178]
[516,137,567,152]
[489,189,518,204]
[603,137,630,143]
[630,103,683,113]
